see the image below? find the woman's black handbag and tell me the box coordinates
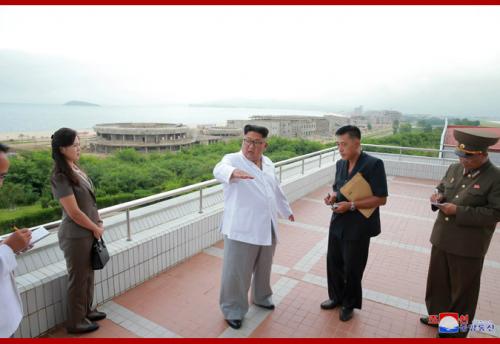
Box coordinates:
[91,238,110,270]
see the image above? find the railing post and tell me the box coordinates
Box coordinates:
[126,209,132,241]
[333,150,336,162]
[319,153,322,168]
[199,188,203,214]
[301,159,305,175]
[279,165,283,182]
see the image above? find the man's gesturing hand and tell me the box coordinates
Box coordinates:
[230,169,254,181]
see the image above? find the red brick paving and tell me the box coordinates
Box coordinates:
[46,176,500,338]
[113,253,227,338]
[274,224,325,268]
[250,281,436,338]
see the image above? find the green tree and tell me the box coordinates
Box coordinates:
[0,183,38,209]
[451,118,480,126]
[400,123,412,133]
[392,119,400,134]
[423,123,433,132]
[8,151,52,198]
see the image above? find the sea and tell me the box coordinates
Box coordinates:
[0,103,328,133]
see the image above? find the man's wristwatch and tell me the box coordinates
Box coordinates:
[350,201,356,212]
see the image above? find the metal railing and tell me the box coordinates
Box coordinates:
[36,146,339,241]
[275,146,336,182]
[361,143,458,164]
[362,143,443,154]
[33,143,456,241]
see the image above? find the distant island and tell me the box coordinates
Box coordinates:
[64,100,100,107]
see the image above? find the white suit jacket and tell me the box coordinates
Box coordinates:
[213,151,293,246]
[0,244,23,338]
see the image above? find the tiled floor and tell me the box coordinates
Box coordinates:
[44,176,500,338]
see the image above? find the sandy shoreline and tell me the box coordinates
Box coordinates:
[0,129,96,142]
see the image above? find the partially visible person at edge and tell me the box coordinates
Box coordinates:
[213,124,295,330]
[320,125,388,322]
[420,128,500,338]
[0,143,32,338]
[50,128,106,334]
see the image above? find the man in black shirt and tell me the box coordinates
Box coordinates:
[320,125,388,321]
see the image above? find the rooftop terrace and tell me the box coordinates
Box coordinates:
[10,145,499,338]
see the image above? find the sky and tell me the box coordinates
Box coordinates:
[1,6,500,117]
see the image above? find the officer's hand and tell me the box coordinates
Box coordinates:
[3,229,31,253]
[230,169,254,180]
[430,193,444,204]
[437,203,457,215]
[288,214,295,222]
[333,201,351,214]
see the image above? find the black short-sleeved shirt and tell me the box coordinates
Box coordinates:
[330,151,388,240]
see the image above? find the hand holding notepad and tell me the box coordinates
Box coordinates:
[340,172,375,219]
[29,226,50,245]
[0,226,50,254]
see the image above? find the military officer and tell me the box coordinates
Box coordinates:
[420,128,500,338]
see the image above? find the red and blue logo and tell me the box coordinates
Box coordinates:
[438,313,460,334]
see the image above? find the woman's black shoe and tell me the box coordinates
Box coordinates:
[67,321,99,334]
[225,319,242,330]
[87,310,107,321]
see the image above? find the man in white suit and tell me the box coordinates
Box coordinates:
[213,124,294,330]
[0,143,31,338]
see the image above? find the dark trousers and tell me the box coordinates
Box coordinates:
[59,236,95,328]
[425,245,484,337]
[326,235,371,309]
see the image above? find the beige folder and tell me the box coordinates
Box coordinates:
[340,172,375,219]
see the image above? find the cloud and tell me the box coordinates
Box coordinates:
[1,6,500,117]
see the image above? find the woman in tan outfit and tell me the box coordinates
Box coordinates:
[50,128,105,334]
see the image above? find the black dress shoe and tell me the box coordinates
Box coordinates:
[420,316,438,328]
[67,321,99,334]
[339,307,354,322]
[320,299,339,310]
[87,310,107,321]
[225,319,242,330]
[255,303,275,310]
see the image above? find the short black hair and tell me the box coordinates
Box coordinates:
[0,143,9,153]
[335,125,361,140]
[244,124,269,138]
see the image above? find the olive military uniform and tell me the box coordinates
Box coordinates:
[425,128,500,337]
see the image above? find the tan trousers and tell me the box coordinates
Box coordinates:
[59,236,95,327]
